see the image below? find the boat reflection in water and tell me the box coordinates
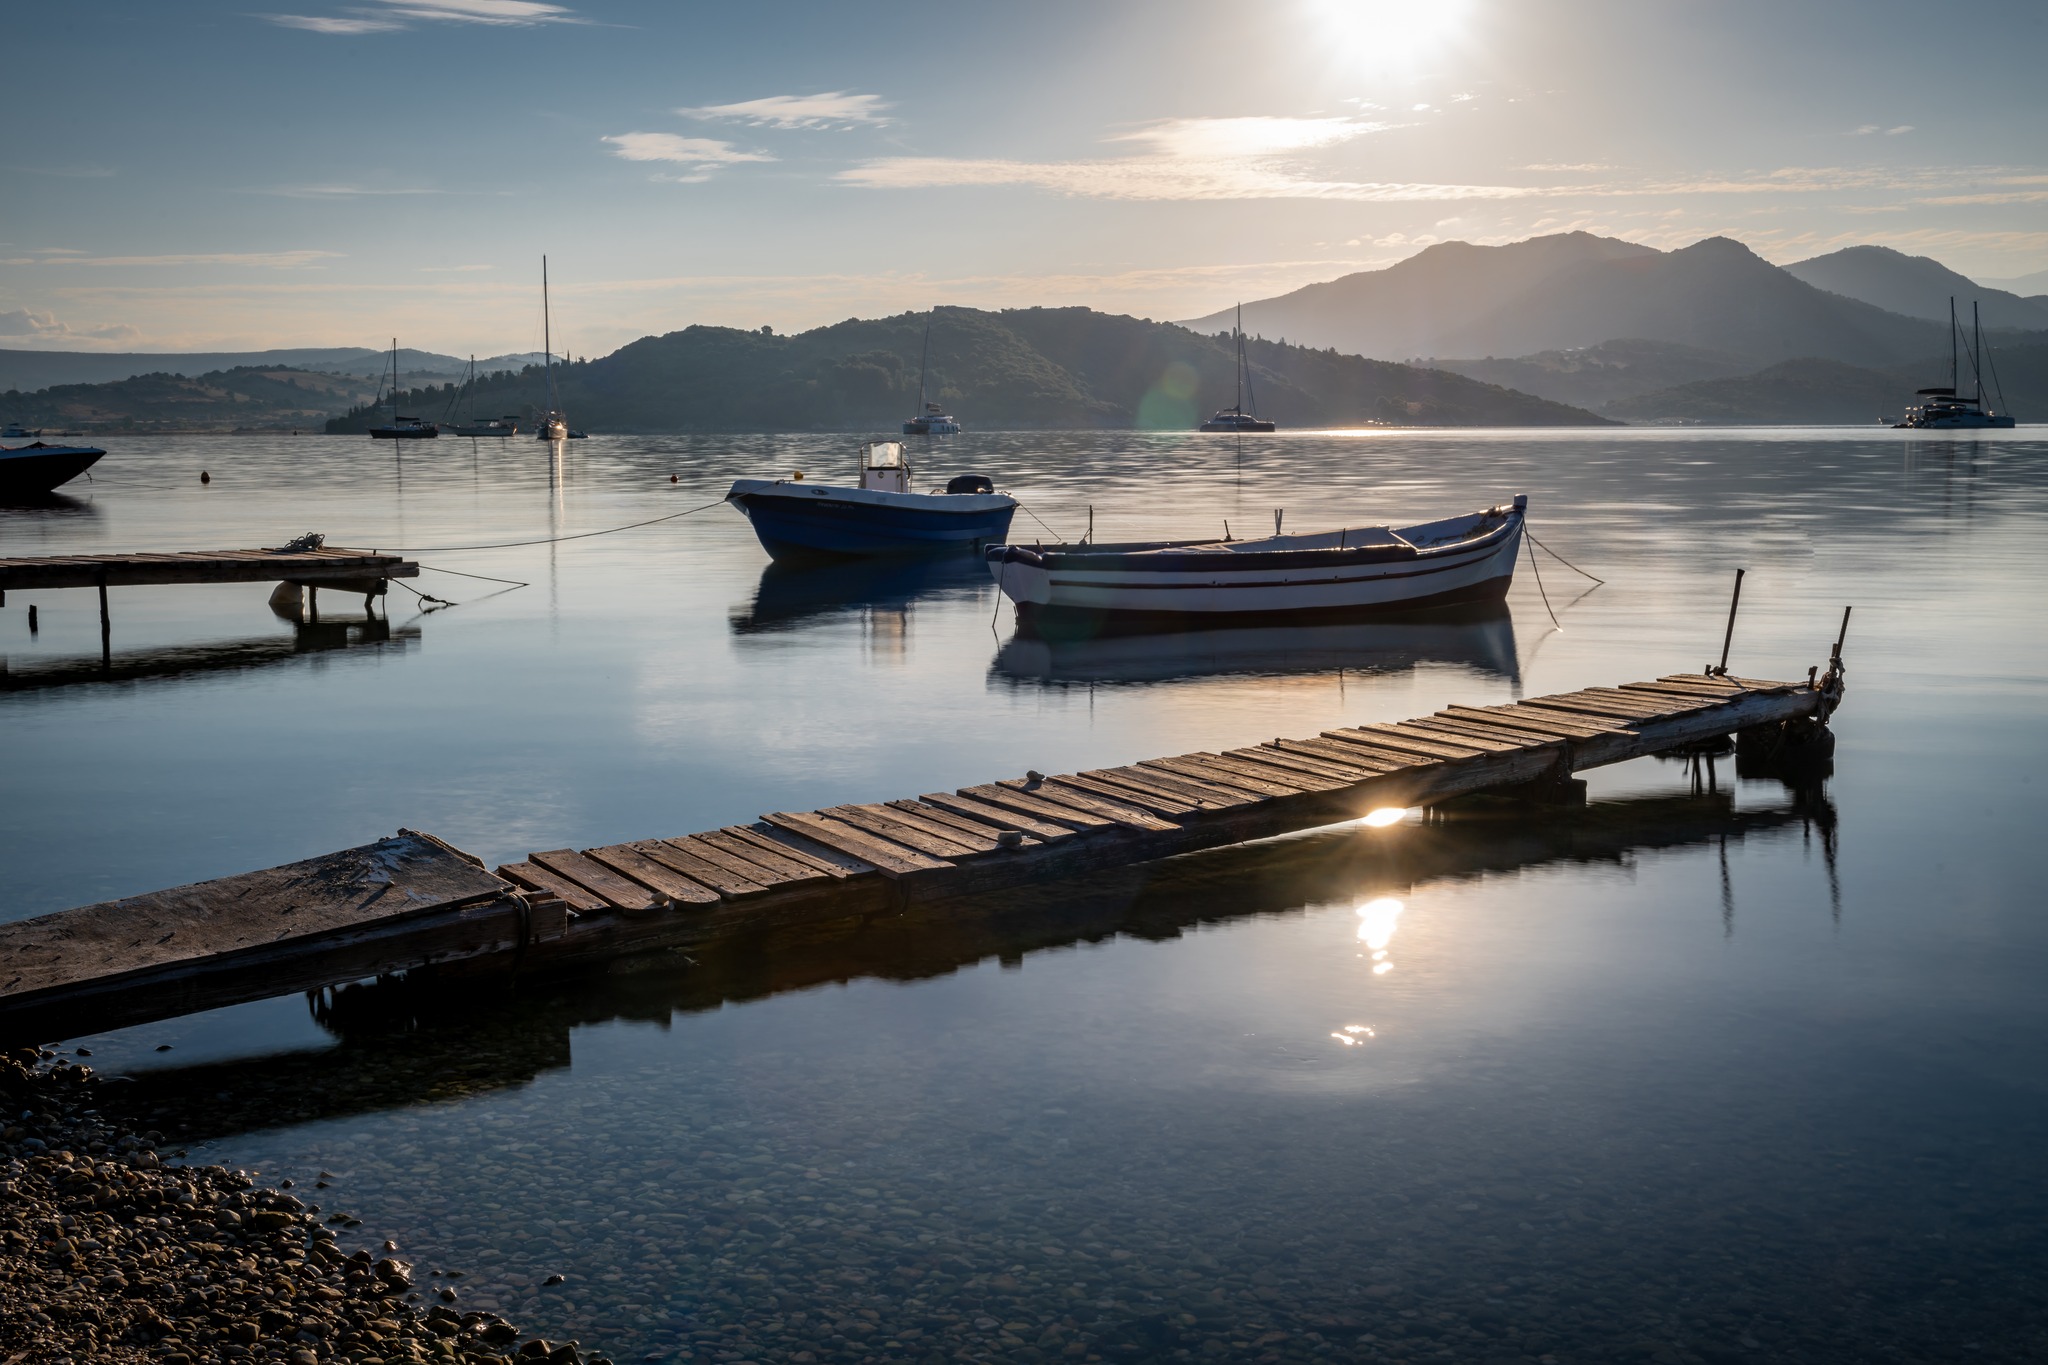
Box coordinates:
[729,552,990,636]
[990,600,1518,687]
[1,616,419,693]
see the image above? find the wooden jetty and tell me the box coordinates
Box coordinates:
[0,545,419,661]
[0,668,1843,1044]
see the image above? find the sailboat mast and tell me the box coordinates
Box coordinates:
[1949,296,1958,394]
[917,322,931,412]
[542,256,553,412]
[1973,301,1985,404]
[1235,304,1244,413]
[390,338,399,422]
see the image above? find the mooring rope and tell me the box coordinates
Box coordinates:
[1523,532,1561,629]
[1014,502,1072,545]
[371,496,727,554]
[1526,528,1605,584]
[414,564,531,587]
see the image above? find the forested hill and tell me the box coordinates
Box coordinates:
[326,307,1613,434]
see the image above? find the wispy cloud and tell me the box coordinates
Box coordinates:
[840,115,1441,201]
[0,249,343,268]
[1524,163,1612,172]
[0,307,142,343]
[1847,124,1915,136]
[602,132,774,182]
[679,91,892,130]
[263,0,575,34]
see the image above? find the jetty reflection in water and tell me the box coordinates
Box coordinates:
[101,783,1830,1145]
[1,616,418,693]
[991,601,1519,687]
[729,553,990,636]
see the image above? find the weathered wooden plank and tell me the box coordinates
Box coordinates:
[0,833,509,1005]
[1523,690,1684,720]
[1147,754,1317,796]
[825,804,989,859]
[733,823,879,878]
[888,799,1043,848]
[957,784,1118,831]
[1193,750,1350,792]
[859,802,1006,855]
[666,834,824,890]
[497,860,606,913]
[0,548,419,592]
[1368,720,1524,754]
[1278,736,1436,771]
[1037,772,1198,818]
[1401,714,1573,750]
[1447,705,1620,738]
[1229,745,1384,782]
[709,826,866,880]
[585,844,723,905]
[1333,725,1498,759]
[916,791,1076,841]
[528,849,666,912]
[763,811,951,876]
[1088,765,1259,809]
[1619,680,1750,701]
[1027,777,1188,829]
[636,839,774,898]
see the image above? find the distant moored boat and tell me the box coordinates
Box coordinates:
[1199,303,1278,433]
[0,440,106,497]
[367,338,438,439]
[1895,297,2018,430]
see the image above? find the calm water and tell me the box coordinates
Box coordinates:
[5,430,2047,1364]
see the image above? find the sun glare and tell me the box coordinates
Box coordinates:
[1361,806,1408,827]
[1308,0,1472,76]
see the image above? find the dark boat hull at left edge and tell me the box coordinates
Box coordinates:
[0,442,106,498]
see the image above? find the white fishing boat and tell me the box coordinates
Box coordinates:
[986,496,1525,629]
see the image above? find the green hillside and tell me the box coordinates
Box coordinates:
[2,366,378,433]
[327,306,1612,434]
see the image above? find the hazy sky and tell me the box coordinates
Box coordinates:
[6,0,2045,357]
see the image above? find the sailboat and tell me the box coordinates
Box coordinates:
[368,339,438,439]
[1199,304,1277,433]
[1896,297,2019,429]
[444,356,519,437]
[901,318,962,435]
[535,257,580,440]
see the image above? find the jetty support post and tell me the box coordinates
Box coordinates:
[1707,568,1745,677]
[97,575,111,666]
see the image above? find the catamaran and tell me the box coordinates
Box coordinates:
[368,339,438,439]
[1896,297,2019,430]
[1199,303,1277,433]
[902,319,962,435]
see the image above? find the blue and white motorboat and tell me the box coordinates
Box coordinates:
[726,439,1016,560]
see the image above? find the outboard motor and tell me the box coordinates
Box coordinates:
[945,473,996,495]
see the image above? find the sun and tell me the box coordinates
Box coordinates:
[1306,0,1473,77]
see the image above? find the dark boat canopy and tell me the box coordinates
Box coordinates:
[1916,387,1958,396]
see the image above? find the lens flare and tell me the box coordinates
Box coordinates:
[1361,807,1408,827]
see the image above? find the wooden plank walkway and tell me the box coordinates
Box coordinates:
[0,670,1836,1043]
[0,546,419,592]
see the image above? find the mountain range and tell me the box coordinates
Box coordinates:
[325,307,1607,434]
[1179,234,2005,370]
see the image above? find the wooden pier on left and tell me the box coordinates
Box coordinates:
[0,664,1846,1045]
[0,545,419,655]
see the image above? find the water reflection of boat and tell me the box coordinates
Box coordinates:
[730,553,988,635]
[1,618,419,693]
[989,601,1519,686]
